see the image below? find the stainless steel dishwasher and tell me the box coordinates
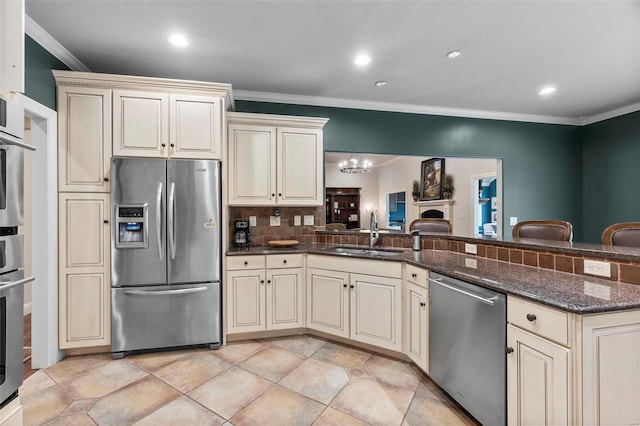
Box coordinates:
[429,272,506,426]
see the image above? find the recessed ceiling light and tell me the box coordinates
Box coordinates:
[446,50,462,59]
[168,34,189,47]
[354,54,371,67]
[539,86,557,96]
[375,81,387,87]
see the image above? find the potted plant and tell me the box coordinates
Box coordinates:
[412,180,420,201]
[442,174,455,199]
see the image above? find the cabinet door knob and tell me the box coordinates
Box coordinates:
[420,302,426,307]
[343,283,347,288]
[278,193,282,197]
[260,280,265,284]
[505,347,514,354]
[103,219,109,224]
[170,143,175,148]
[412,273,417,278]
[267,280,271,284]
[349,284,355,289]
[283,259,287,264]
[161,143,166,148]
[244,261,248,265]
[526,314,537,322]
[271,193,275,197]
[104,177,109,182]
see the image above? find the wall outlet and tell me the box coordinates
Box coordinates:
[249,216,257,227]
[510,217,518,226]
[304,215,314,226]
[269,216,280,226]
[294,215,302,226]
[465,258,478,269]
[583,259,611,278]
[465,243,477,254]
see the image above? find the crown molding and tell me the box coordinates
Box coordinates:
[234,90,582,126]
[580,102,640,126]
[25,15,90,72]
[227,111,329,129]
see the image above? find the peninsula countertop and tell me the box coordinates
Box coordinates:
[227,243,640,315]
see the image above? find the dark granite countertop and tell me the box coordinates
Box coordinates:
[228,243,640,315]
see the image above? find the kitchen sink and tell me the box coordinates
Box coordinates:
[322,246,405,256]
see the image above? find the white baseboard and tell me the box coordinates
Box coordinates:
[23,303,32,316]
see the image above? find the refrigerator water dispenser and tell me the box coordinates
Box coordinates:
[116,204,148,248]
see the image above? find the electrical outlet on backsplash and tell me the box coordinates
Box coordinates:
[228,206,325,246]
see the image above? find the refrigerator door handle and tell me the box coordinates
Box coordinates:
[156,182,163,260]
[168,181,176,260]
[123,286,208,296]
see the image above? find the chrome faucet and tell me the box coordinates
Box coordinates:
[369,210,379,247]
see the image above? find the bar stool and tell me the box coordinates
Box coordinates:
[512,220,573,242]
[601,222,640,248]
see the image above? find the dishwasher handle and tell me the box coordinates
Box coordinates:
[427,276,498,305]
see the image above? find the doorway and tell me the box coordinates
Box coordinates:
[386,191,406,231]
[473,174,497,237]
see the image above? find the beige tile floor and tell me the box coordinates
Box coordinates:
[20,335,478,426]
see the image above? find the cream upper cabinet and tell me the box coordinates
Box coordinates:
[113,90,170,158]
[58,193,111,349]
[0,0,24,93]
[227,112,328,206]
[582,310,640,425]
[228,124,277,205]
[113,91,223,159]
[226,254,304,334]
[58,86,112,192]
[169,94,222,159]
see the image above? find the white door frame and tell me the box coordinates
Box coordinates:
[22,95,63,368]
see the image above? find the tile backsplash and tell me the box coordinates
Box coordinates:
[229,206,325,246]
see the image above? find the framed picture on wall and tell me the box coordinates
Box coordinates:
[419,158,445,200]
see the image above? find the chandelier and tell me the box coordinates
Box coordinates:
[339,155,372,174]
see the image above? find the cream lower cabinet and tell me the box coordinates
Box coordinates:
[306,255,402,352]
[582,309,640,425]
[226,254,304,334]
[227,113,328,206]
[59,193,111,349]
[507,324,570,426]
[404,263,429,373]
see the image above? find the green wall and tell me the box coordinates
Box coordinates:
[236,101,584,238]
[582,110,640,243]
[24,35,69,110]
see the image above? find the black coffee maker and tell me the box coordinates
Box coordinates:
[234,219,251,248]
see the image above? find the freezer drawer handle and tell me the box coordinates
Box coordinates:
[427,277,498,306]
[0,276,36,291]
[124,286,208,296]
[156,182,164,260]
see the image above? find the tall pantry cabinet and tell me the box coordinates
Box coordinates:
[54,71,232,351]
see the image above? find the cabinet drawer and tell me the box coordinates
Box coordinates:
[266,254,303,269]
[405,263,428,288]
[227,255,266,270]
[508,296,569,346]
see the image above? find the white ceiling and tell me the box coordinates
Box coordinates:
[25,0,640,124]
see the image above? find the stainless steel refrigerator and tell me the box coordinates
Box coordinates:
[111,158,221,357]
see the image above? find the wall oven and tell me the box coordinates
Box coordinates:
[0,95,35,408]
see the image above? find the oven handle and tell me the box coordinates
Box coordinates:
[0,276,36,291]
[124,286,207,296]
[0,133,36,151]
